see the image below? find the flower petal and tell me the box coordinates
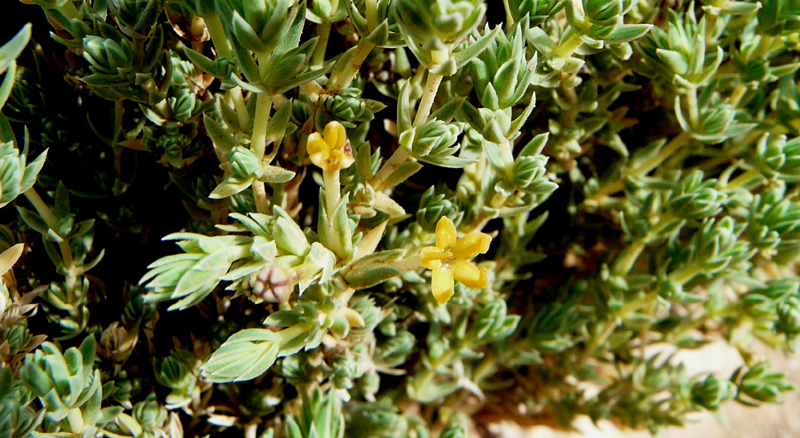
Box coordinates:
[452,259,487,289]
[452,233,491,260]
[309,149,329,169]
[339,141,355,168]
[307,133,328,154]
[431,267,454,305]
[324,121,347,150]
[435,217,457,249]
[420,246,450,270]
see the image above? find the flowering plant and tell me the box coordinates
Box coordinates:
[1,0,799,436]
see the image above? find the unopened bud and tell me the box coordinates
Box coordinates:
[251,264,294,303]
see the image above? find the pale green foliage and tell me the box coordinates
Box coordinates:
[2,0,800,436]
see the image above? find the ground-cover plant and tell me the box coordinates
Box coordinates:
[2,0,799,436]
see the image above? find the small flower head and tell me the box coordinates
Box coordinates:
[307,121,354,171]
[420,217,491,304]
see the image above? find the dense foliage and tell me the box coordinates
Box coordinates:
[2,0,799,436]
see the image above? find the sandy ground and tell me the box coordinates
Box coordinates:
[487,341,800,437]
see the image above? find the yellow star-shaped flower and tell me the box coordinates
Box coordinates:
[307,121,354,171]
[420,217,491,304]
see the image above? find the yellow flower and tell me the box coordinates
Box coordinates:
[307,121,354,171]
[420,217,491,305]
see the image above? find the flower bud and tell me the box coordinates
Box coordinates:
[218,0,295,53]
[691,374,737,410]
[669,171,727,220]
[776,297,800,338]
[507,0,567,24]
[755,134,800,181]
[585,0,623,27]
[321,88,384,127]
[227,146,261,180]
[0,142,46,208]
[393,0,486,70]
[312,0,332,18]
[413,120,461,159]
[513,155,557,194]
[132,394,168,433]
[416,186,462,233]
[83,36,136,78]
[251,264,294,303]
[109,0,166,33]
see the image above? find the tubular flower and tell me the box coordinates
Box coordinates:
[307,121,354,171]
[420,217,491,304]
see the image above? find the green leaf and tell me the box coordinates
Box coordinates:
[430,96,465,123]
[201,329,281,382]
[209,177,255,199]
[275,2,306,57]
[519,132,549,157]
[528,27,556,52]
[204,114,237,154]
[266,100,294,151]
[275,61,334,94]
[19,149,47,195]
[366,19,390,46]
[656,49,689,75]
[0,24,31,75]
[18,207,49,235]
[54,181,70,221]
[273,206,309,256]
[231,11,268,53]
[259,165,296,183]
[453,25,502,69]
[344,249,404,288]
[0,61,16,111]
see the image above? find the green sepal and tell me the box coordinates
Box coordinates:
[201,328,281,382]
[344,249,404,288]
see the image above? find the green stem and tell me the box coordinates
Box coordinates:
[312,22,332,67]
[112,99,125,177]
[205,17,250,142]
[617,291,658,320]
[686,87,699,128]
[370,71,444,190]
[203,13,232,58]
[66,408,85,434]
[251,93,273,214]
[24,189,75,273]
[230,87,250,131]
[727,168,764,190]
[323,169,341,215]
[300,81,323,101]
[413,72,444,130]
[329,38,375,92]
[585,132,693,205]
[473,354,497,383]
[370,147,410,190]
[310,0,341,67]
[554,32,583,59]
[464,192,510,233]
[612,240,645,277]
[669,261,704,285]
[578,320,617,365]
[612,215,679,276]
[503,0,515,30]
[729,83,748,108]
